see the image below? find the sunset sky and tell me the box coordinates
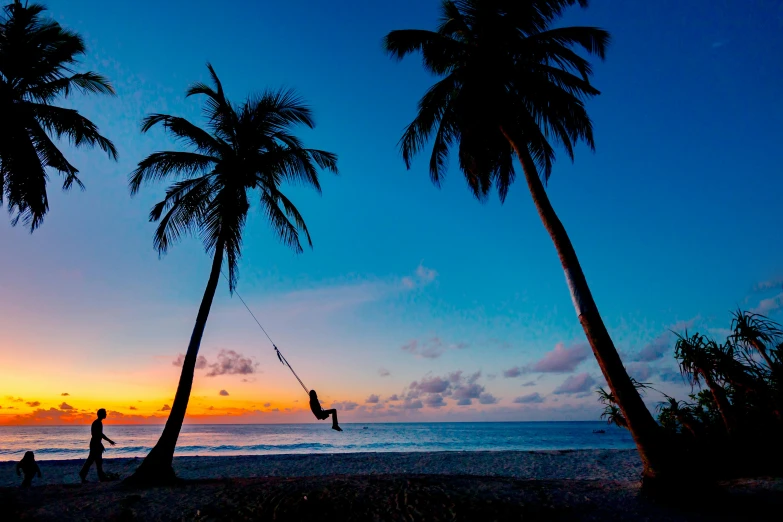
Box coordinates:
[1,0,782,426]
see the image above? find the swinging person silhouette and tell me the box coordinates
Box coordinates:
[309,390,342,431]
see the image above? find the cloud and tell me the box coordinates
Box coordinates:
[754,277,783,292]
[387,394,400,401]
[26,401,41,407]
[61,393,70,396]
[529,342,590,373]
[410,376,450,394]
[514,393,545,404]
[59,402,74,410]
[521,380,536,387]
[626,362,653,382]
[263,402,271,408]
[219,390,229,396]
[378,368,391,377]
[478,393,498,405]
[424,394,446,408]
[331,401,358,411]
[503,367,522,378]
[160,404,171,411]
[206,350,258,377]
[753,292,783,315]
[366,394,380,404]
[402,399,423,409]
[632,318,698,362]
[129,406,137,411]
[172,353,208,370]
[6,396,24,403]
[657,369,684,384]
[553,373,597,395]
[402,263,438,289]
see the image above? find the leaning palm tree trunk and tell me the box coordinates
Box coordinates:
[501,130,672,483]
[703,373,735,435]
[126,242,224,485]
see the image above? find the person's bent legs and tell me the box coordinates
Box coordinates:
[325,409,342,431]
[21,475,32,488]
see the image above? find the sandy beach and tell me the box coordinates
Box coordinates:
[3,450,783,521]
[1,449,641,487]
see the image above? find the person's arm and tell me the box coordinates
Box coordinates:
[102,433,116,445]
[36,463,42,477]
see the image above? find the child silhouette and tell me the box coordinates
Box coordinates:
[17,451,42,488]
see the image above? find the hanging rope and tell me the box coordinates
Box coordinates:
[221,272,309,395]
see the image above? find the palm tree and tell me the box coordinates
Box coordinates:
[0,1,117,231]
[384,0,672,483]
[730,309,782,370]
[674,333,735,434]
[125,64,337,485]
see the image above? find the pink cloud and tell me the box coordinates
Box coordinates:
[366,394,380,404]
[173,353,208,369]
[553,373,596,395]
[514,393,544,404]
[529,343,590,373]
[503,367,522,378]
[753,292,783,315]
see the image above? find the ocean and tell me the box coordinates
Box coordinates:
[0,422,634,461]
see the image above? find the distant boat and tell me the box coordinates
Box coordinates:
[592,429,606,434]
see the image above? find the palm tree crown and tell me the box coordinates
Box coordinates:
[0,0,116,230]
[129,64,338,290]
[383,0,609,200]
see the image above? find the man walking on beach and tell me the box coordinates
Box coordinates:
[79,408,116,483]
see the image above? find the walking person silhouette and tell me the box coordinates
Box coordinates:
[16,451,42,488]
[79,409,116,483]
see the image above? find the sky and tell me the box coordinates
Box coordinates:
[1,0,782,426]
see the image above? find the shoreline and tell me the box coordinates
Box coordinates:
[1,448,642,488]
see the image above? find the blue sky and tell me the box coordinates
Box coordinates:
[1,0,782,424]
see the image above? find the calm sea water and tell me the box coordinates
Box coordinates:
[0,422,634,461]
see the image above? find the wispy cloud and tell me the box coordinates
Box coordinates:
[173,353,208,370]
[753,277,783,292]
[553,373,597,395]
[330,400,358,411]
[160,404,171,411]
[632,318,698,362]
[61,393,70,397]
[378,368,391,377]
[752,292,783,315]
[401,263,438,289]
[515,342,590,374]
[514,392,544,404]
[25,401,41,407]
[400,337,467,359]
[218,390,229,396]
[59,402,73,410]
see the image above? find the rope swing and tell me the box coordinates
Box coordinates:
[221,272,309,395]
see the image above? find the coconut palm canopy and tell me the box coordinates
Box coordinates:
[0,0,116,231]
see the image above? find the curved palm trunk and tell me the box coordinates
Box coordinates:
[125,242,225,486]
[702,372,735,435]
[500,129,674,485]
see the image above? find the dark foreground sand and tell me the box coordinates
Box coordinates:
[2,451,782,521]
[0,449,643,487]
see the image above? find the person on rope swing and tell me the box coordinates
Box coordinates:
[309,390,342,431]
